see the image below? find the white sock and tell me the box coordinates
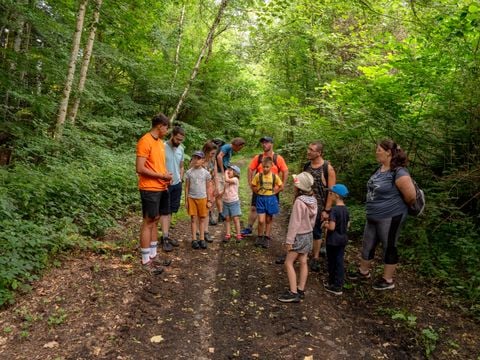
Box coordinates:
[150,242,158,259]
[141,248,150,264]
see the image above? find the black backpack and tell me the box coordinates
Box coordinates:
[303,160,329,197]
[392,168,425,216]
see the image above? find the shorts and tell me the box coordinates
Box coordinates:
[187,197,208,217]
[313,212,325,240]
[255,195,279,216]
[140,190,170,219]
[361,213,406,265]
[290,232,313,254]
[250,192,280,206]
[222,200,241,218]
[168,182,182,213]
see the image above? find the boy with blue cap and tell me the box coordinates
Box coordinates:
[323,184,350,295]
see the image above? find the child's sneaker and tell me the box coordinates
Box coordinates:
[204,232,213,243]
[199,240,208,249]
[372,277,395,290]
[223,234,231,243]
[309,258,321,272]
[277,290,300,303]
[323,282,343,295]
[240,227,252,236]
[262,236,271,248]
[149,256,172,267]
[191,240,200,249]
[347,269,371,280]
[297,288,305,299]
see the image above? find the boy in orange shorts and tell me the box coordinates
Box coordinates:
[185,151,213,249]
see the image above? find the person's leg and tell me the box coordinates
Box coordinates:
[241,194,257,235]
[326,244,335,285]
[233,216,241,238]
[357,219,378,276]
[191,216,198,239]
[297,253,309,292]
[225,216,231,236]
[334,246,346,288]
[285,251,299,293]
[265,215,273,237]
[257,213,265,237]
[140,216,157,263]
[198,217,206,240]
[310,213,323,272]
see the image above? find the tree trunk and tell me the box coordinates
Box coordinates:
[54,0,88,139]
[169,0,229,124]
[171,3,186,90]
[68,0,102,124]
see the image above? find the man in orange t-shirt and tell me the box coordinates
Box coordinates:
[136,113,173,274]
[241,136,289,237]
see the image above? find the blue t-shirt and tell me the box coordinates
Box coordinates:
[366,167,409,219]
[164,141,184,185]
[217,143,233,172]
[326,205,349,247]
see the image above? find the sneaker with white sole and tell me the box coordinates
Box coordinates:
[277,290,300,303]
[347,269,371,280]
[323,282,343,295]
[372,278,395,290]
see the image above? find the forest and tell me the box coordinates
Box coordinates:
[0,0,479,350]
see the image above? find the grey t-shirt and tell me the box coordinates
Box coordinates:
[366,167,409,219]
[185,167,211,199]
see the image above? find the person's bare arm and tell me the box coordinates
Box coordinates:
[396,175,416,206]
[136,156,172,181]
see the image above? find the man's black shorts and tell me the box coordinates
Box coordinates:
[168,182,182,214]
[140,190,170,219]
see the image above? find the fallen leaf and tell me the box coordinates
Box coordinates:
[304,356,313,360]
[150,335,164,343]
[43,341,59,348]
[209,347,215,353]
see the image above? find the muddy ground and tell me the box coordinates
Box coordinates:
[0,199,479,359]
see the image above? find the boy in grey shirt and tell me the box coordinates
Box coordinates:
[185,151,213,249]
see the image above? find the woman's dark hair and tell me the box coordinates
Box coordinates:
[202,141,218,158]
[379,139,408,169]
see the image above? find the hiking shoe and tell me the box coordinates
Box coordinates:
[320,245,327,257]
[240,227,253,236]
[347,269,371,280]
[372,278,395,290]
[277,290,300,303]
[142,261,164,275]
[164,236,179,247]
[297,288,305,299]
[310,258,321,272]
[262,236,270,248]
[223,234,231,243]
[275,255,286,265]
[161,237,173,252]
[209,214,218,226]
[199,240,208,249]
[324,283,343,295]
[204,232,213,243]
[255,236,267,248]
[149,256,172,267]
[191,240,200,249]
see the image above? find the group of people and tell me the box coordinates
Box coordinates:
[135,113,418,302]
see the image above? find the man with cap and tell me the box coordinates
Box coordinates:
[241,136,289,237]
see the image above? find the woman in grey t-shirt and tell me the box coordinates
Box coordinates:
[349,140,416,290]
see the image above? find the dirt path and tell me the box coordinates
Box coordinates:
[0,209,479,359]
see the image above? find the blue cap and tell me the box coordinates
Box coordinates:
[228,164,241,175]
[330,184,349,198]
[259,136,273,143]
[192,150,205,158]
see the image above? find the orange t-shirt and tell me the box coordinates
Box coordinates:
[136,133,169,191]
[248,152,288,175]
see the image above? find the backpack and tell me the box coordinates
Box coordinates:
[256,153,279,171]
[258,172,277,193]
[303,160,329,199]
[392,168,426,217]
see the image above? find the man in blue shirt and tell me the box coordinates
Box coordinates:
[163,126,185,251]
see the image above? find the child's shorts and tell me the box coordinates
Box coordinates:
[255,195,279,216]
[187,197,208,217]
[222,200,241,218]
[291,232,313,254]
